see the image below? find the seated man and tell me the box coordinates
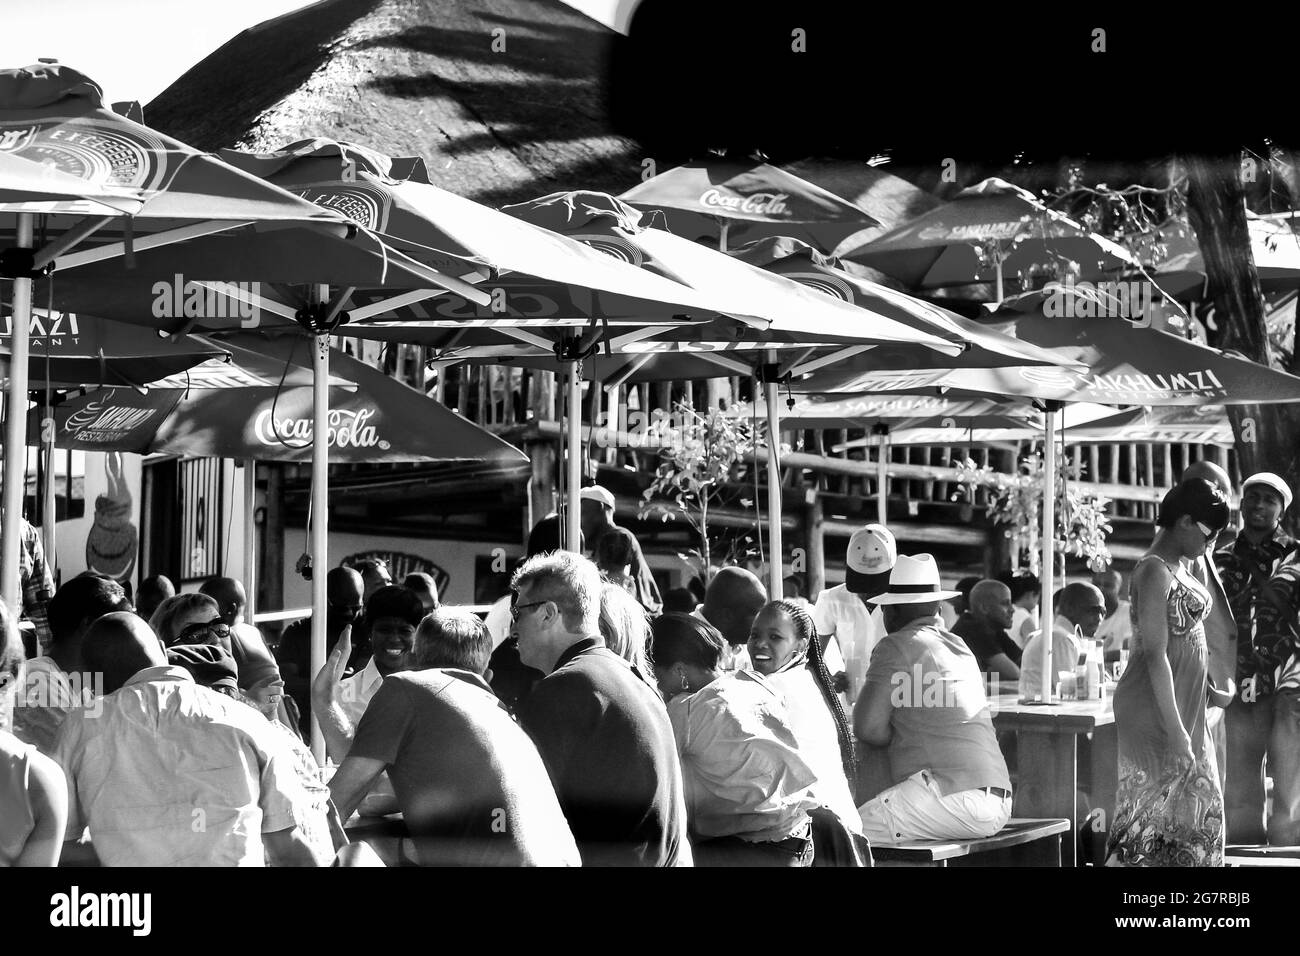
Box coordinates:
[52,613,328,867]
[327,608,579,866]
[952,579,1022,685]
[135,574,175,624]
[1019,582,1106,698]
[402,572,441,613]
[1093,569,1132,663]
[854,554,1012,844]
[14,573,131,754]
[277,566,367,732]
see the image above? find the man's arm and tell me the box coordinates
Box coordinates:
[327,755,389,823]
[985,653,1021,683]
[853,676,894,748]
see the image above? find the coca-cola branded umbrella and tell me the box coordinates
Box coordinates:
[839,178,1135,304]
[32,344,525,466]
[0,62,361,615]
[619,160,878,254]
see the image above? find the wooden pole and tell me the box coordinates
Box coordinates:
[805,489,825,599]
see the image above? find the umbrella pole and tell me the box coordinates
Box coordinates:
[876,424,890,525]
[243,459,256,623]
[566,361,582,553]
[309,289,330,765]
[1038,404,1058,703]
[763,354,783,599]
[41,414,55,575]
[1,214,35,614]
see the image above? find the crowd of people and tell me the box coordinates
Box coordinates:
[1,466,1298,867]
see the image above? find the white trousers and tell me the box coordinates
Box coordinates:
[858,769,1012,844]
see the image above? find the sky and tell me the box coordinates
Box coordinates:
[0,0,325,104]
[0,0,630,108]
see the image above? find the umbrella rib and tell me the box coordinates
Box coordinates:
[498,327,554,350]
[694,352,754,377]
[193,282,298,322]
[608,326,675,350]
[787,345,876,377]
[391,259,492,307]
[603,354,654,391]
[53,220,252,270]
[31,216,115,270]
[347,290,445,321]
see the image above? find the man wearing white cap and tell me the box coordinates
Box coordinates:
[1215,471,1300,844]
[580,485,662,615]
[853,554,1012,843]
[812,525,897,705]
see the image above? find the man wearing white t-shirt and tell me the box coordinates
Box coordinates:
[812,525,897,705]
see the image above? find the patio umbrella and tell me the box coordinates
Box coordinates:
[30,342,527,466]
[357,219,1077,596]
[839,178,1136,304]
[0,150,144,215]
[799,303,1300,702]
[345,194,989,597]
[1142,216,1300,301]
[619,159,878,254]
[0,62,358,618]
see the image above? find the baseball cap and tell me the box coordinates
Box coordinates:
[579,485,616,510]
[1243,472,1293,511]
[845,524,898,595]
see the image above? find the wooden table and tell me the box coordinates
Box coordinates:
[990,692,1117,867]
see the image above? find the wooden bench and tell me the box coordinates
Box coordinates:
[870,818,1071,867]
[1225,845,1300,867]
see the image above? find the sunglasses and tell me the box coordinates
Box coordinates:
[174,618,232,646]
[510,600,548,622]
[1195,521,1219,544]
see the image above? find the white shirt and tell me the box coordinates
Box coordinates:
[1020,615,1083,700]
[811,585,879,702]
[339,657,385,729]
[52,666,308,867]
[765,663,863,836]
[1009,606,1038,649]
[1096,601,1132,657]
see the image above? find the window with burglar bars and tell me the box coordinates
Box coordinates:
[178,457,225,583]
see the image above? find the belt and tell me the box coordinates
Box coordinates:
[980,786,1012,799]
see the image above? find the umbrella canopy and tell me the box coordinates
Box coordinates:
[795,308,1300,407]
[619,160,878,254]
[0,311,227,388]
[400,235,1078,383]
[211,139,729,325]
[0,150,144,215]
[838,178,1135,293]
[0,64,346,227]
[725,394,1050,431]
[1142,216,1300,300]
[1053,403,1234,447]
[34,342,525,466]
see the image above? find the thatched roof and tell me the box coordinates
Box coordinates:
[145,0,644,207]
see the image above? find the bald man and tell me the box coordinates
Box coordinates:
[695,566,767,673]
[1180,462,1240,795]
[952,580,1022,683]
[52,613,327,867]
[201,576,284,694]
[1020,583,1105,698]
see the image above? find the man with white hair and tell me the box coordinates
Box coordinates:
[512,550,690,866]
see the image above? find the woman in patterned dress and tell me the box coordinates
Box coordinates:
[1106,479,1229,866]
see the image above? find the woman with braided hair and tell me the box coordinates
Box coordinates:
[749,599,864,841]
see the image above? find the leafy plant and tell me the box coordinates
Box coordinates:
[954,448,1113,573]
[638,401,759,578]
